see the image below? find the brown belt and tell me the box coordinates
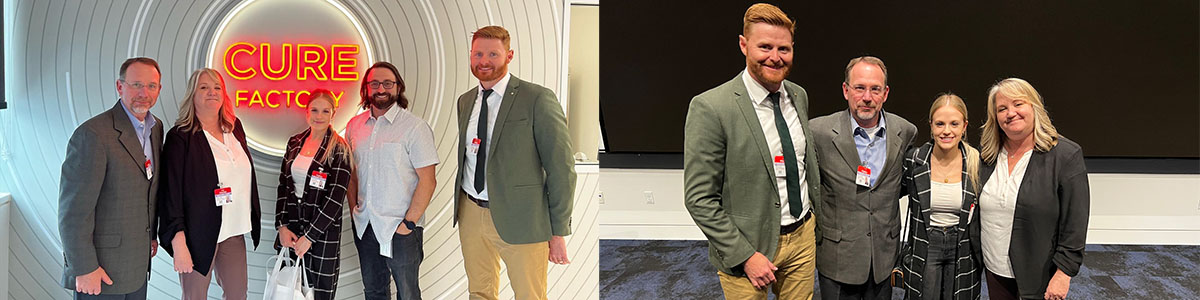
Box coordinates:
[781,211,813,235]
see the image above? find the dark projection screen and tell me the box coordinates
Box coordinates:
[600,1,1200,158]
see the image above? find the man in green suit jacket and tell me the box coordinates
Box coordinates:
[684,4,821,299]
[454,25,576,300]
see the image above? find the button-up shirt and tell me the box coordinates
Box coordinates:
[461,72,512,200]
[345,103,439,258]
[980,147,1032,278]
[120,100,156,178]
[742,70,809,226]
[851,111,887,187]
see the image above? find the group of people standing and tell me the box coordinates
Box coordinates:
[683,4,1090,300]
[58,25,576,300]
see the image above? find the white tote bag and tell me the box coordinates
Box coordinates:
[264,247,314,300]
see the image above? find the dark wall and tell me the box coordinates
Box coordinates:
[600,1,1200,158]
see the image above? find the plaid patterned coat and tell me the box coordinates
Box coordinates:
[898,142,983,300]
[276,128,352,300]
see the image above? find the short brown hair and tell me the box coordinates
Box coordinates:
[743,3,795,36]
[844,56,888,85]
[119,57,160,81]
[472,25,511,49]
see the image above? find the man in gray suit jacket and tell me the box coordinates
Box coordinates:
[685,4,821,299]
[59,57,163,299]
[810,56,916,300]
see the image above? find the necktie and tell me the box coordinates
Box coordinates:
[474,89,494,194]
[768,92,804,218]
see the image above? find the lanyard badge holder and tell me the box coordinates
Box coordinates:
[214,184,233,206]
[309,167,328,190]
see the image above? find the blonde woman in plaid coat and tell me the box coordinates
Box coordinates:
[897,94,984,300]
[276,89,354,300]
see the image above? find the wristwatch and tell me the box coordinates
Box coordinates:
[402,219,416,230]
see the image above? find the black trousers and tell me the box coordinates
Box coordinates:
[819,270,892,300]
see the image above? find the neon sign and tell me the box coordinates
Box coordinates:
[206,0,375,155]
[222,43,359,109]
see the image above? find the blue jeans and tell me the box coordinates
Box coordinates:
[353,224,423,300]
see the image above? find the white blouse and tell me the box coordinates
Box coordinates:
[290,153,314,197]
[928,181,963,228]
[204,130,254,244]
[980,147,1033,278]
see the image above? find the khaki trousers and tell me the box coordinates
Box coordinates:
[458,193,550,300]
[718,216,817,300]
[179,235,247,300]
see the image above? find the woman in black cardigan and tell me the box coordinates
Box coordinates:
[157,68,261,299]
[898,93,984,300]
[275,89,354,300]
[975,78,1089,300]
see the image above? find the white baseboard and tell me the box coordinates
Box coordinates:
[599,210,1200,245]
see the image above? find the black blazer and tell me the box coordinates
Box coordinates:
[157,120,262,276]
[274,128,352,249]
[974,136,1089,299]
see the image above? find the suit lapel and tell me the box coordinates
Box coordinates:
[730,77,774,179]
[876,113,905,190]
[458,89,477,164]
[487,77,521,159]
[110,103,149,179]
[914,144,933,212]
[831,112,861,171]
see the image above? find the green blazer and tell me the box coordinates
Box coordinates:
[454,76,576,244]
[684,74,821,276]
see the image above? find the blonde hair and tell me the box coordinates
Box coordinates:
[743,3,795,36]
[306,89,355,167]
[930,93,981,193]
[980,78,1059,164]
[175,68,236,133]
[472,25,511,49]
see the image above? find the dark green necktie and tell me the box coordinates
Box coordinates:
[768,92,804,218]
[474,89,494,194]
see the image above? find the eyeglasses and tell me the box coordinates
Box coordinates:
[368,80,397,89]
[122,80,160,91]
[849,84,885,97]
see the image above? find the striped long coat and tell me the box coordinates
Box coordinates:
[898,142,983,300]
[275,128,353,300]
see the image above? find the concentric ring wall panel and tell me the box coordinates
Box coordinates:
[0,0,599,299]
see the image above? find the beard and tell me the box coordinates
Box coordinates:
[472,63,508,82]
[125,97,154,115]
[369,91,398,109]
[747,57,790,88]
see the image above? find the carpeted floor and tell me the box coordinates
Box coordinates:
[600,240,1200,299]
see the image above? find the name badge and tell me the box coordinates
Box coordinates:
[967,203,976,224]
[773,156,787,177]
[470,138,481,155]
[309,170,328,190]
[855,165,872,187]
[144,159,153,180]
[214,186,233,206]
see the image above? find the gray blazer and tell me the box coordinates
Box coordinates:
[59,102,162,294]
[810,110,916,284]
[683,74,821,276]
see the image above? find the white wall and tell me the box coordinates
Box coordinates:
[599,169,1200,245]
